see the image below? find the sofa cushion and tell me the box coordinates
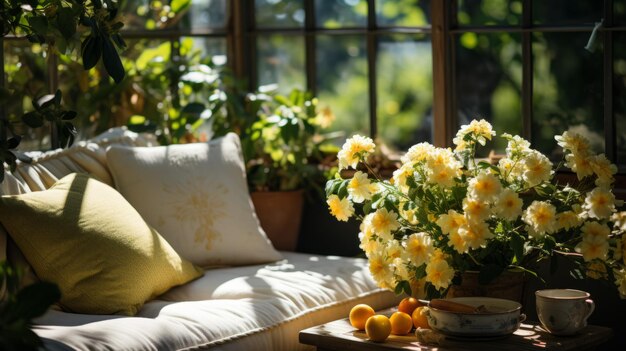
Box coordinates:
[0,173,203,315]
[106,133,282,267]
[34,252,401,351]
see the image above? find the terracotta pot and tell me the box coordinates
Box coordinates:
[250,190,304,251]
[447,270,525,303]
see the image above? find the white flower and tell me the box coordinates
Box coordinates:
[348,171,376,203]
[405,233,434,266]
[584,187,616,220]
[523,150,552,187]
[436,210,466,235]
[468,172,502,203]
[368,250,394,289]
[576,235,609,262]
[458,221,493,250]
[370,208,401,240]
[453,119,495,151]
[555,131,591,156]
[462,197,491,223]
[523,201,557,235]
[337,135,375,170]
[591,154,617,187]
[402,142,435,164]
[326,195,354,222]
[425,259,455,290]
[494,188,523,221]
[503,133,531,157]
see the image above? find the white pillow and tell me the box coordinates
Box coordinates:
[105,133,282,267]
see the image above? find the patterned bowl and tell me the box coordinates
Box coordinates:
[425,297,525,337]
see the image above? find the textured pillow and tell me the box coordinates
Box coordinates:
[0,173,203,315]
[106,133,282,267]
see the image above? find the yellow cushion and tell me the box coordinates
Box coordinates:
[0,173,203,315]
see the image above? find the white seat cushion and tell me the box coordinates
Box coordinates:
[34,252,401,350]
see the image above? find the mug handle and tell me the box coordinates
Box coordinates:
[584,299,595,320]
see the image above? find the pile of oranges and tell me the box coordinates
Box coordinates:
[348,297,430,342]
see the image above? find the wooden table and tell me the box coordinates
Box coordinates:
[299,311,613,351]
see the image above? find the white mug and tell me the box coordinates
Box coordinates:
[535,289,595,336]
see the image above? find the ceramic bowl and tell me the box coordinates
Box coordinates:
[425,297,525,337]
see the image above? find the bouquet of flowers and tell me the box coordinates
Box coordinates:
[325,119,626,298]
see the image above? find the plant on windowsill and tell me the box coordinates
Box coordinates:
[0,0,126,182]
[243,88,338,251]
[325,119,626,300]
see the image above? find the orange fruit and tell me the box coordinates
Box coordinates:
[365,314,391,342]
[349,304,375,330]
[411,306,430,329]
[397,297,423,316]
[389,311,413,335]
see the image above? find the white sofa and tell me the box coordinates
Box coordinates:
[0,128,400,350]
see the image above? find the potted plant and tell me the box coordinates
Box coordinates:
[325,119,626,300]
[244,89,336,251]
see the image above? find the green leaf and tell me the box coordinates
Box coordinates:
[27,16,48,36]
[414,264,427,280]
[81,34,101,70]
[510,233,524,262]
[56,7,77,39]
[170,0,192,13]
[478,264,504,285]
[394,280,411,297]
[21,112,44,128]
[181,102,206,115]
[337,180,349,199]
[101,36,125,83]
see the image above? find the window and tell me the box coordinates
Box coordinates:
[2,0,626,173]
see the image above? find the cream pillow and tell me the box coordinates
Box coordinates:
[106,133,282,267]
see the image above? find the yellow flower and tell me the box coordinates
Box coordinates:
[402,142,435,164]
[436,210,466,235]
[430,249,448,263]
[498,157,523,182]
[400,204,420,225]
[371,208,401,239]
[313,106,335,128]
[555,131,591,156]
[522,201,557,235]
[453,119,495,150]
[368,250,394,289]
[348,171,376,203]
[586,261,608,279]
[337,135,375,170]
[503,133,530,156]
[566,153,594,180]
[576,235,609,262]
[584,187,616,220]
[556,211,582,231]
[448,230,468,254]
[392,257,410,282]
[581,221,610,240]
[326,194,354,222]
[494,188,523,221]
[386,240,404,260]
[405,232,434,266]
[458,221,493,250]
[462,197,491,223]
[523,151,552,187]
[468,172,502,203]
[591,154,617,187]
[426,259,455,290]
[392,162,415,194]
[427,164,460,188]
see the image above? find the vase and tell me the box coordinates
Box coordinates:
[447,270,525,303]
[250,190,304,251]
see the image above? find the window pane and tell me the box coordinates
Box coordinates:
[376,0,431,27]
[377,34,433,150]
[3,40,49,150]
[121,0,181,30]
[316,0,367,28]
[532,32,604,158]
[316,35,369,139]
[617,0,626,26]
[183,37,228,65]
[255,0,305,28]
[257,35,305,93]
[615,32,626,166]
[180,0,228,30]
[533,1,602,25]
[455,32,523,155]
[457,0,522,26]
